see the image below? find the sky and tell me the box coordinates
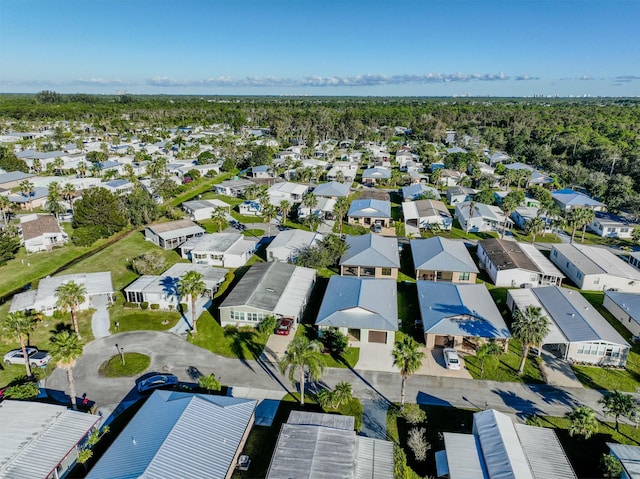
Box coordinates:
[1,0,639,97]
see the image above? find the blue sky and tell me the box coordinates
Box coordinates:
[1,0,639,97]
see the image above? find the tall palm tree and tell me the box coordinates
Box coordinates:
[0,195,11,228]
[566,405,599,439]
[391,335,425,407]
[430,168,442,189]
[262,203,278,237]
[580,208,596,243]
[525,216,546,244]
[32,158,42,175]
[333,197,350,235]
[278,336,325,406]
[55,281,87,338]
[331,381,353,408]
[210,207,228,233]
[76,161,88,178]
[500,191,522,239]
[565,208,583,243]
[62,183,76,212]
[302,192,318,219]
[599,390,638,432]
[278,199,291,226]
[19,180,35,211]
[178,271,206,333]
[1,311,35,377]
[46,182,65,218]
[511,305,549,375]
[50,330,84,410]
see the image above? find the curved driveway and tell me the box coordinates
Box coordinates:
[47,330,613,422]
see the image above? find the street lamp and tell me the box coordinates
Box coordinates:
[115,343,125,366]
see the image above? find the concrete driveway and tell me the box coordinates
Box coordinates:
[416,347,473,379]
[260,326,297,363]
[90,295,111,338]
[355,342,398,373]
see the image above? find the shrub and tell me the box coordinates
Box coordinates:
[71,225,106,246]
[150,303,160,310]
[4,381,40,399]
[257,315,277,334]
[321,328,349,356]
[223,324,238,335]
[140,302,149,310]
[402,404,427,425]
[123,302,137,309]
[407,427,430,462]
[131,250,168,275]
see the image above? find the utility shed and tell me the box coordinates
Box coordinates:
[266,411,393,479]
[607,442,640,479]
[0,400,100,479]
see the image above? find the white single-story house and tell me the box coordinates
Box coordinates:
[436,409,576,479]
[19,214,68,253]
[267,181,310,203]
[552,187,606,212]
[411,237,478,283]
[603,291,640,338]
[238,199,262,216]
[315,276,398,346]
[455,201,513,233]
[123,263,228,309]
[102,179,134,196]
[446,186,477,205]
[477,238,564,287]
[266,229,324,262]
[218,262,316,327]
[0,171,36,189]
[550,243,640,292]
[87,391,256,479]
[588,211,638,239]
[182,198,231,221]
[312,181,351,199]
[327,162,358,182]
[297,195,336,219]
[340,233,400,279]
[503,162,554,186]
[213,178,256,197]
[0,400,101,479]
[417,281,511,350]
[347,198,392,228]
[361,167,391,186]
[10,272,115,316]
[144,220,205,250]
[402,199,452,234]
[8,186,48,210]
[180,233,256,268]
[267,411,393,479]
[511,206,554,234]
[508,286,629,366]
[401,183,440,201]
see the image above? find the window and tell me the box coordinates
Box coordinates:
[552,250,557,257]
[230,310,245,321]
[530,274,538,282]
[593,277,600,285]
[577,272,582,279]
[381,268,392,276]
[621,228,629,233]
[459,272,470,281]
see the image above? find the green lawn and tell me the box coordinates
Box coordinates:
[165,173,233,208]
[62,231,187,290]
[109,300,181,333]
[397,282,422,340]
[463,339,544,383]
[188,310,268,360]
[529,414,640,478]
[98,352,151,377]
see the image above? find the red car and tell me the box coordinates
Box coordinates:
[275,318,294,335]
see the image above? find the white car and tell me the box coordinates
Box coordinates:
[4,347,52,368]
[443,348,461,370]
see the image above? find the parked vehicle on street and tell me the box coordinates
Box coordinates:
[4,348,52,368]
[136,373,179,393]
[443,347,461,370]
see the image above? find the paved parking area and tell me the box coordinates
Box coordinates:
[260,326,297,362]
[355,342,398,372]
[539,350,583,388]
[417,347,473,379]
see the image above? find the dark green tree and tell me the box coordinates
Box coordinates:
[73,187,127,238]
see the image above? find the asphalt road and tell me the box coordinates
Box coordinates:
[46,331,613,422]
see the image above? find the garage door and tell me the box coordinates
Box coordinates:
[368,331,387,344]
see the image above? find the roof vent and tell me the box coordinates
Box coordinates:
[266,288,275,293]
[132,436,137,446]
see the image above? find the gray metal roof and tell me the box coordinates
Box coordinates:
[411,237,478,273]
[267,229,324,258]
[182,198,230,211]
[316,276,398,331]
[124,263,229,295]
[532,286,628,345]
[219,262,315,315]
[552,244,640,279]
[362,167,391,179]
[180,233,245,254]
[146,220,205,241]
[355,437,394,479]
[340,233,400,269]
[401,183,441,200]
[515,424,577,479]
[287,411,354,430]
[312,181,351,198]
[0,171,34,185]
[473,410,534,479]
[607,443,640,479]
[348,199,391,219]
[417,281,510,339]
[0,401,100,479]
[605,291,640,325]
[87,390,256,479]
[441,433,487,479]
[552,188,604,208]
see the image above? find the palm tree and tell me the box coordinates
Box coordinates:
[511,305,549,375]
[476,341,501,379]
[32,158,42,174]
[62,183,76,212]
[210,207,228,232]
[566,405,599,439]
[599,390,638,432]
[525,216,546,244]
[262,203,278,237]
[430,168,442,189]
[331,381,353,408]
[500,191,522,239]
[76,161,88,178]
[278,336,325,406]
[278,200,291,226]
[565,208,583,243]
[333,197,350,235]
[303,192,318,219]
[579,208,596,243]
[19,180,35,211]
[0,195,11,228]
[1,311,35,377]
[243,184,260,200]
[391,335,425,407]
[178,271,206,334]
[46,182,65,218]
[55,281,87,338]
[198,373,221,393]
[50,330,83,410]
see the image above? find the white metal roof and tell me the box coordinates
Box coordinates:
[441,433,487,479]
[355,437,394,479]
[0,401,100,479]
[274,266,317,318]
[517,243,565,278]
[553,244,640,279]
[87,390,256,479]
[607,443,640,479]
[515,424,577,479]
